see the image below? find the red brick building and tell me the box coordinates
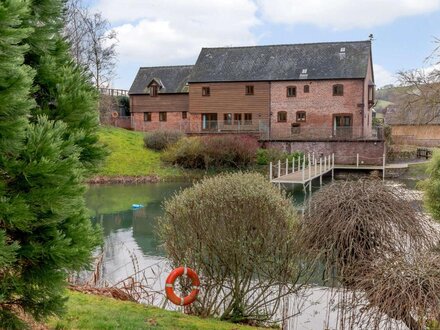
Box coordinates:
[129,41,377,141]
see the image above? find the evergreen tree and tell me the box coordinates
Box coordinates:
[0,0,103,327]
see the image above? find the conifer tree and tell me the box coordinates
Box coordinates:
[0,0,102,327]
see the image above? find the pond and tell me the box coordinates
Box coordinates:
[85,181,311,285]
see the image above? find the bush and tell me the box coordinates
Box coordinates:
[158,172,300,323]
[162,137,205,169]
[202,135,259,168]
[420,148,440,220]
[256,148,304,165]
[143,130,184,151]
[163,135,259,169]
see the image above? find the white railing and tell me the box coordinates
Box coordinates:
[269,153,335,182]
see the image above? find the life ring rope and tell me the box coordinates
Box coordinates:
[165,266,200,306]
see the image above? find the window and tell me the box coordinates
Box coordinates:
[245,85,254,95]
[182,111,187,119]
[296,111,306,122]
[224,113,232,125]
[244,113,252,125]
[287,86,296,97]
[304,85,310,93]
[368,84,375,107]
[159,112,167,122]
[150,85,158,97]
[234,113,242,124]
[202,87,210,96]
[291,123,300,135]
[144,112,151,122]
[277,111,287,122]
[333,84,344,96]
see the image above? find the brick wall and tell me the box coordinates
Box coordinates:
[263,140,385,165]
[269,79,367,139]
[131,112,189,132]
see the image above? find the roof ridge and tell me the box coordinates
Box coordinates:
[139,65,194,69]
[201,40,371,51]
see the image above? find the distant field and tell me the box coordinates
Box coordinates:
[97,126,181,178]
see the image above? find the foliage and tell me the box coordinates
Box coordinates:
[0,0,103,327]
[383,125,393,145]
[158,172,301,324]
[386,144,417,161]
[64,0,118,88]
[117,96,130,115]
[144,130,184,151]
[48,291,262,330]
[163,135,259,169]
[298,180,440,329]
[256,148,304,165]
[98,126,181,177]
[420,149,440,220]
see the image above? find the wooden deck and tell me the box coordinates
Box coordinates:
[269,153,407,193]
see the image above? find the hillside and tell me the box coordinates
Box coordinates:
[97,126,181,178]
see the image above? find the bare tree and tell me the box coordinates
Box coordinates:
[396,38,440,124]
[64,0,118,88]
[298,180,440,330]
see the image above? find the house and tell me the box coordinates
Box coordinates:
[129,65,193,131]
[385,105,440,147]
[128,41,385,164]
[188,41,375,140]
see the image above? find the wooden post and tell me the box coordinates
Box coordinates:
[269,162,273,181]
[308,158,311,179]
[297,156,300,173]
[324,156,327,172]
[382,153,386,181]
[312,153,315,165]
[307,153,310,167]
[332,153,335,181]
[278,160,281,178]
[285,158,289,176]
[302,157,305,181]
[356,153,359,167]
[319,159,322,186]
[292,158,295,173]
[314,160,317,177]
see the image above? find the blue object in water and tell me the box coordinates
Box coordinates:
[131,204,144,209]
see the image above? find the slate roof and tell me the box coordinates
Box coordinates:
[189,41,372,83]
[129,65,193,95]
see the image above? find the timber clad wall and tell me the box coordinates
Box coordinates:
[189,82,270,118]
[391,125,440,147]
[270,79,365,139]
[130,94,189,113]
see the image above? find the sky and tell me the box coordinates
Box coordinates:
[89,0,440,90]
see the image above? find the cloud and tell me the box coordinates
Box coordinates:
[374,64,397,87]
[256,0,440,30]
[94,0,259,66]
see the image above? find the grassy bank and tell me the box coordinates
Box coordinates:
[48,291,262,330]
[97,126,181,178]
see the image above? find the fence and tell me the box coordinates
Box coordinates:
[99,88,128,97]
[270,126,384,141]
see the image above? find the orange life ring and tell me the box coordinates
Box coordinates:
[165,266,200,306]
[111,111,119,118]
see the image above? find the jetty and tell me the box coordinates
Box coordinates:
[269,153,408,193]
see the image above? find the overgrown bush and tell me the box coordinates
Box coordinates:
[420,149,440,220]
[143,130,184,151]
[162,135,259,169]
[161,137,205,168]
[298,180,439,329]
[158,172,302,324]
[256,148,304,165]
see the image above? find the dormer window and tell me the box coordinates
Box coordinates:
[150,85,158,97]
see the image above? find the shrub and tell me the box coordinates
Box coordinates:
[256,148,304,165]
[420,148,440,220]
[162,135,259,169]
[158,172,301,323]
[202,135,259,168]
[162,137,205,169]
[143,130,184,151]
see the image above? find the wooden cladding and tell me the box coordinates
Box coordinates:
[130,94,189,113]
[189,82,270,120]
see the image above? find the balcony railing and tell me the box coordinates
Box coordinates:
[270,126,384,141]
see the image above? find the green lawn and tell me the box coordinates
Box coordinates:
[97,126,181,178]
[48,291,262,330]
